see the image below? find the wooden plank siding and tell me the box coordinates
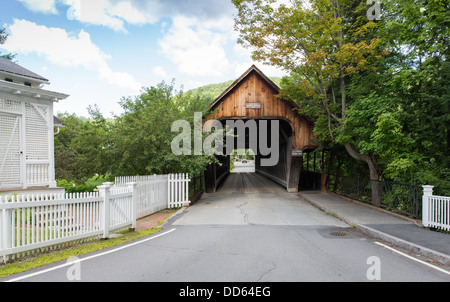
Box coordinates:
[205,65,316,151]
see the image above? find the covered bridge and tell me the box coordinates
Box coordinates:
[203,65,317,193]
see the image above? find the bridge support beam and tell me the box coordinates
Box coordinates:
[205,163,217,193]
[286,156,302,192]
[205,155,230,193]
[286,137,302,193]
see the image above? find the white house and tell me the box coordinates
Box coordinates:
[0,58,69,195]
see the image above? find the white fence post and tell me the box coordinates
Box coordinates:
[167,174,171,209]
[184,173,190,207]
[1,196,12,263]
[422,185,434,228]
[127,182,137,230]
[98,182,113,239]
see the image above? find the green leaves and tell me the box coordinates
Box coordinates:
[235,0,449,194]
[0,26,16,60]
[110,81,216,176]
[55,81,218,183]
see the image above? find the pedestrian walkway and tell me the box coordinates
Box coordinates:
[298,190,450,265]
[136,209,179,231]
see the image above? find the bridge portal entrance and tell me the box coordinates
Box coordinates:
[203,65,317,193]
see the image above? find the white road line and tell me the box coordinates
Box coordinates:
[375,241,450,276]
[5,228,177,282]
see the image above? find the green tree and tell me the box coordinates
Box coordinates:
[109,81,218,176]
[233,0,384,205]
[71,105,113,177]
[0,26,16,60]
[54,113,85,182]
[234,0,450,200]
[339,0,449,195]
[54,82,222,184]
[54,109,111,182]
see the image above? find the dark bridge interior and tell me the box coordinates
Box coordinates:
[205,118,305,193]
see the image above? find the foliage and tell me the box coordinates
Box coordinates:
[0,26,16,60]
[56,175,114,193]
[233,0,449,198]
[342,0,450,195]
[109,81,218,176]
[233,0,385,205]
[54,109,111,183]
[55,81,219,183]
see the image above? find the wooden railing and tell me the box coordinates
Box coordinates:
[25,162,50,186]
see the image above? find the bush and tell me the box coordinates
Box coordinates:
[57,175,115,193]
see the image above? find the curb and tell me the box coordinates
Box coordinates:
[158,206,188,228]
[356,225,450,266]
[327,192,423,226]
[298,193,450,266]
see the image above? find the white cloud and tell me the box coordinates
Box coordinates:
[3,19,141,91]
[232,42,288,79]
[153,66,169,79]
[16,0,236,33]
[108,1,153,25]
[17,0,58,14]
[158,16,235,77]
[64,0,128,32]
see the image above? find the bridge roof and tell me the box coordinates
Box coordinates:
[207,64,301,112]
[206,64,314,126]
[205,65,316,151]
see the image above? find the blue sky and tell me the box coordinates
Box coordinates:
[0,0,287,118]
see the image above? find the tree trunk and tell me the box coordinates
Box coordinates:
[344,144,381,207]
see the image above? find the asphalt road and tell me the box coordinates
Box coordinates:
[232,161,256,174]
[2,169,450,283]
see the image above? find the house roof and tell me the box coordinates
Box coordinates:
[53,116,65,128]
[0,57,49,83]
[0,79,69,101]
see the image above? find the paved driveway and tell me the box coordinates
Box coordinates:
[4,172,449,282]
[174,172,348,227]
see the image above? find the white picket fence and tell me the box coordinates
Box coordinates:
[114,173,191,218]
[422,185,450,231]
[115,175,169,219]
[0,173,190,263]
[168,174,190,209]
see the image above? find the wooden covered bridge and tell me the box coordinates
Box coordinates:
[203,65,318,193]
